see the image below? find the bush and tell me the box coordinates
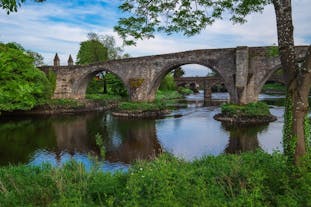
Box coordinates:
[221,102,271,116]
[262,83,285,92]
[177,87,193,95]
[159,73,176,91]
[156,90,182,100]
[0,43,52,111]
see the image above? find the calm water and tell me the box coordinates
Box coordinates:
[0,92,310,171]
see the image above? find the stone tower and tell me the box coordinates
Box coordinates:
[53,53,60,66]
[68,54,74,66]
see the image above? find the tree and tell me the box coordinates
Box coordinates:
[0,0,45,14]
[77,33,129,96]
[6,42,44,66]
[0,43,51,111]
[159,72,176,91]
[87,32,129,60]
[173,67,185,78]
[115,0,311,163]
[76,39,108,65]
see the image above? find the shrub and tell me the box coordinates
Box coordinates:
[0,43,52,111]
[159,73,176,91]
[177,87,193,95]
[221,102,271,116]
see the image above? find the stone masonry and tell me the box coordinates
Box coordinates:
[39,46,309,104]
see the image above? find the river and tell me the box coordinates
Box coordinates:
[0,92,310,171]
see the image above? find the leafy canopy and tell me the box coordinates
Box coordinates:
[6,42,44,66]
[0,0,45,14]
[87,32,130,60]
[115,0,271,45]
[76,39,108,65]
[0,43,51,111]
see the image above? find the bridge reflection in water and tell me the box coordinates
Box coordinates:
[0,93,287,169]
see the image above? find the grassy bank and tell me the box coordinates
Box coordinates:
[0,151,310,206]
[115,90,186,112]
[262,83,286,93]
[221,102,271,117]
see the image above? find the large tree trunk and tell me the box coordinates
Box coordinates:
[273,0,311,164]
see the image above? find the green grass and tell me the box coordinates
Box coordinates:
[156,90,183,101]
[0,151,311,206]
[46,99,84,109]
[117,101,167,111]
[221,102,271,116]
[115,90,185,112]
[177,87,193,95]
[86,93,123,102]
[262,83,286,92]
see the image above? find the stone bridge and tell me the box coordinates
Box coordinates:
[40,46,308,104]
[174,70,286,100]
[174,76,224,100]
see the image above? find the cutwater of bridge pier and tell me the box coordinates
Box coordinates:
[40,46,308,104]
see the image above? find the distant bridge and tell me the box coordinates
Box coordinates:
[174,72,285,100]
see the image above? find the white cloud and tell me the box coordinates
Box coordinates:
[0,0,310,66]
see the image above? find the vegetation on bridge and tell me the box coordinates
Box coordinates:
[0,151,311,206]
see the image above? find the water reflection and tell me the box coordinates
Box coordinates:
[102,116,162,163]
[0,113,163,168]
[0,117,56,165]
[1,92,303,169]
[222,124,268,154]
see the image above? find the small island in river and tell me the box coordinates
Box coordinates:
[214,102,277,125]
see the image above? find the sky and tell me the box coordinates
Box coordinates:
[0,0,311,76]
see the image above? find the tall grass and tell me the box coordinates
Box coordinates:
[0,151,310,206]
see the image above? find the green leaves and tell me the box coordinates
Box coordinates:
[0,0,45,14]
[115,0,271,45]
[221,102,271,116]
[0,43,51,111]
[76,40,108,65]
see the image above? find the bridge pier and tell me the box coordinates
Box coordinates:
[236,74,258,104]
[233,46,258,104]
[128,78,156,102]
[204,87,212,100]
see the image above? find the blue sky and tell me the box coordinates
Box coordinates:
[1,0,311,76]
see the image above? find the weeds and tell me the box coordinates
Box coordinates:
[0,151,310,206]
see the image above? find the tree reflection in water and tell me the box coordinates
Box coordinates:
[222,123,269,154]
[52,113,163,164]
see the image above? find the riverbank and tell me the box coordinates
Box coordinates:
[112,90,186,118]
[1,99,118,116]
[0,151,310,206]
[0,90,186,116]
[112,101,171,118]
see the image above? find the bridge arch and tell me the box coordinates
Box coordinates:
[149,61,235,102]
[255,64,283,96]
[73,67,129,99]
